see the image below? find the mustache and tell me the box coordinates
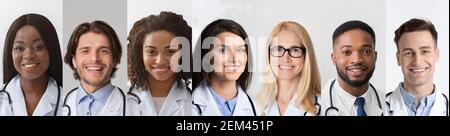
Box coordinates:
[345,63,368,69]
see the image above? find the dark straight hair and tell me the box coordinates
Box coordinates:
[192,19,253,91]
[3,13,62,86]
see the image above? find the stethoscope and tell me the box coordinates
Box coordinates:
[325,79,382,116]
[0,79,61,116]
[386,86,449,116]
[62,87,126,116]
[191,81,257,116]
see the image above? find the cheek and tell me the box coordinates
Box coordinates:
[143,55,154,69]
[12,53,21,68]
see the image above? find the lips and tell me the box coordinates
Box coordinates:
[409,67,427,73]
[152,66,170,72]
[278,65,294,71]
[224,65,240,72]
[85,65,103,71]
[22,63,39,68]
[346,65,367,76]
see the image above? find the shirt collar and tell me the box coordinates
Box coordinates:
[76,82,114,105]
[399,83,436,110]
[207,82,239,110]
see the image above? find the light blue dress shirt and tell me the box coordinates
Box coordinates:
[76,82,114,116]
[207,82,239,116]
[400,83,436,116]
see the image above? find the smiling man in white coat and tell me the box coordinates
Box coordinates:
[321,20,384,116]
[386,18,448,116]
[62,21,125,116]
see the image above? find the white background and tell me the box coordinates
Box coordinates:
[1,0,447,97]
[0,0,63,84]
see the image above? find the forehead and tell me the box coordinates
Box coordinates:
[334,29,374,49]
[143,30,176,48]
[14,25,42,41]
[272,30,301,46]
[398,30,436,50]
[215,32,245,47]
[77,32,110,48]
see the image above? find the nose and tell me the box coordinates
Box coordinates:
[280,51,291,63]
[155,53,165,64]
[350,52,363,64]
[22,47,37,60]
[412,52,423,65]
[89,50,100,62]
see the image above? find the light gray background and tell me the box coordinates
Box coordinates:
[385,0,449,96]
[63,0,127,95]
[0,0,63,84]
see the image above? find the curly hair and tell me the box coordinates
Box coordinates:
[128,11,192,90]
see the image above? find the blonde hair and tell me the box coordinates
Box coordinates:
[256,21,321,114]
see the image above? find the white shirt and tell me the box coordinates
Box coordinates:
[0,75,61,116]
[320,79,384,116]
[127,81,192,116]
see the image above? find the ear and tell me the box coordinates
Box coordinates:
[331,52,336,65]
[374,50,378,62]
[396,51,400,66]
[436,47,440,62]
[72,56,77,69]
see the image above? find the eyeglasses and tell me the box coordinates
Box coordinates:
[269,45,305,58]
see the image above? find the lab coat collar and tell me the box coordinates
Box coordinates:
[7,75,59,116]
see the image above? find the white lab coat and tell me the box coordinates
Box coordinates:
[320,79,385,116]
[262,96,320,116]
[191,80,258,116]
[127,82,192,116]
[0,75,61,116]
[62,87,125,116]
[385,83,448,116]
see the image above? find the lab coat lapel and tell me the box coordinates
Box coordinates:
[8,76,27,116]
[32,78,59,116]
[387,86,408,116]
[193,81,221,116]
[429,90,447,116]
[233,88,253,116]
[159,83,188,116]
[99,87,124,116]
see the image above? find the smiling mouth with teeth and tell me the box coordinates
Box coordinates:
[85,66,103,71]
[22,63,39,68]
[279,65,294,70]
[409,67,428,73]
[152,67,170,72]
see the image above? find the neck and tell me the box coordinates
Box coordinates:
[210,75,237,100]
[148,75,175,97]
[337,78,368,97]
[81,80,109,94]
[20,75,48,95]
[403,82,434,102]
[276,77,299,103]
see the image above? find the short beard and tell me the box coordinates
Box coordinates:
[336,65,375,87]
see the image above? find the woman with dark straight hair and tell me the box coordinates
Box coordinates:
[191,19,257,116]
[1,13,62,116]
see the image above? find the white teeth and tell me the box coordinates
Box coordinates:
[410,68,426,73]
[153,67,169,72]
[350,69,362,72]
[22,64,37,68]
[225,66,239,71]
[279,65,292,70]
[86,66,102,71]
